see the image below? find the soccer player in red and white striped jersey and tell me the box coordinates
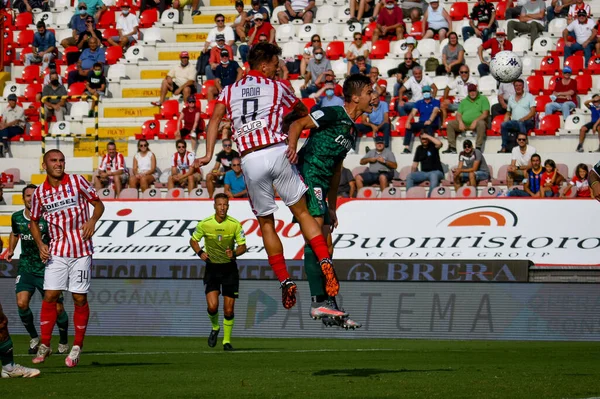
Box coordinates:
[30,149,105,368]
[94,141,128,196]
[168,139,201,189]
[196,43,340,312]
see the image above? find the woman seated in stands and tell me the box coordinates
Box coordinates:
[129,139,158,192]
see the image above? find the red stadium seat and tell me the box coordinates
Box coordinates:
[3,30,13,44]
[564,55,584,74]
[21,83,41,102]
[588,56,600,74]
[370,40,390,59]
[535,114,560,135]
[17,30,35,47]
[199,80,216,99]
[68,82,87,96]
[495,1,508,20]
[364,22,377,41]
[326,41,345,61]
[62,46,80,64]
[410,21,424,39]
[15,12,33,31]
[301,98,316,109]
[536,55,560,75]
[157,99,179,119]
[28,122,43,140]
[545,75,559,95]
[161,120,179,139]
[3,43,16,66]
[203,99,217,118]
[138,119,160,139]
[575,74,592,94]
[535,95,551,112]
[16,65,41,84]
[553,38,573,56]
[96,9,116,29]
[527,75,544,95]
[102,28,120,45]
[105,46,123,65]
[449,2,469,20]
[490,115,504,136]
[139,9,159,29]
[24,102,41,122]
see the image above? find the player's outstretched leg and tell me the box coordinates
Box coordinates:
[304,246,347,319]
[1,304,40,378]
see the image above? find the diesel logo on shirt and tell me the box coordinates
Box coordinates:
[45,196,77,212]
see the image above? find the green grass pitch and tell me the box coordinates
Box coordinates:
[5,336,600,398]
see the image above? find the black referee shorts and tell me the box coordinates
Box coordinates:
[203,261,239,298]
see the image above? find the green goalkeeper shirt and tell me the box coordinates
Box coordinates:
[11,209,50,276]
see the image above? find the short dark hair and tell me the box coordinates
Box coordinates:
[544,159,556,169]
[214,13,225,21]
[235,0,244,6]
[36,21,46,29]
[93,62,102,69]
[356,55,366,62]
[248,42,281,70]
[107,141,116,148]
[22,183,37,197]
[514,78,525,86]
[176,139,186,147]
[214,193,229,202]
[343,74,371,103]
[43,149,64,164]
[531,153,541,161]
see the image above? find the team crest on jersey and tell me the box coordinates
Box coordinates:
[314,187,323,201]
[218,235,223,241]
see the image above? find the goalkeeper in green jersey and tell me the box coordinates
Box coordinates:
[285,74,376,329]
[6,184,69,355]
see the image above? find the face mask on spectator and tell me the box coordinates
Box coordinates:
[121,8,129,15]
[385,3,394,8]
[220,59,229,65]
[325,89,334,97]
[423,92,431,99]
[94,70,102,76]
[79,7,87,14]
[51,79,59,85]
[315,53,323,60]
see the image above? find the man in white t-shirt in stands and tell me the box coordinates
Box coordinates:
[441,64,477,125]
[107,2,139,49]
[563,9,597,67]
[152,51,197,106]
[507,132,536,187]
[397,65,437,116]
[277,0,316,24]
[204,14,235,52]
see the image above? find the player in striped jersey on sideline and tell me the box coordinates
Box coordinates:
[196,43,346,319]
[30,149,105,368]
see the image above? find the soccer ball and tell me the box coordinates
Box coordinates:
[489,51,523,83]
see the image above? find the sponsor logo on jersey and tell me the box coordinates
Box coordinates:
[234,119,267,139]
[314,187,323,201]
[45,196,78,212]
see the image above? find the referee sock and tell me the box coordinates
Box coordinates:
[304,245,326,298]
[18,308,39,339]
[223,315,234,345]
[57,310,69,345]
[0,337,14,367]
[268,253,290,283]
[308,235,331,263]
[73,303,90,348]
[208,309,220,331]
[40,300,58,347]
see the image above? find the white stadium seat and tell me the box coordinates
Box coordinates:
[330,59,347,77]
[532,36,555,56]
[107,63,127,82]
[511,36,531,55]
[54,10,74,29]
[417,38,439,58]
[142,27,164,44]
[281,41,302,59]
[34,11,53,26]
[336,6,350,23]
[68,102,90,121]
[297,23,318,42]
[3,83,24,99]
[276,24,296,42]
[125,45,147,62]
[342,23,362,41]
[463,37,482,56]
[548,18,567,36]
[320,24,340,41]
[271,6,286,25]
[478,75,498,96]
[315,5,336,24]
[50,121,71,136]
[160,9,179,25]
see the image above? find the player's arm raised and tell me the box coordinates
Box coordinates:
[286,111,317,164]
[196,102,228,168]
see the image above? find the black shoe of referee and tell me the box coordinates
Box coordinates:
[208,329,220,348]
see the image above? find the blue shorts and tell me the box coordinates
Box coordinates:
[111,35,136,44]
[460,171,489,182]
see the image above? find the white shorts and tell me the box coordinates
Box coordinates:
[44,255,92,294]
[242,143,308,217]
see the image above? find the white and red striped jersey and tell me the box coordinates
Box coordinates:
[172,150,196,173]
[218,70,299,153]
[98,153,126,173]
[30,174,99,258]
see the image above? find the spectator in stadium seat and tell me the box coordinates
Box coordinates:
[248,0,270,22]
[563,10,597,67]
[356,136,398,192]
[350,55,372,75]
[540,159,565,197]
[85,62,106,116]
[300,34,323,79]
[224,157,247,198]
[311,80,344,109]
[397,65,437,116]
[404,85,440,153]
[107,2,139,49]
[492,80,517,120]
[13,0,49,12]
[403,36,421,62]
[206,139,240,199]
[436,32,465,77]
[95,141,128,196]
[356,94,391,149]
[545,66,577,121]
[129,139,158,192]
[152,51,197,106]
[443,84,489,153]
[348,0,376,24]
[177,97,205,150]
[206,34,234,80]
[400,0,425,23]
[76,16,104,51]
[372,0,405,43]
[507,0,545,47]
[168,139,201,190]
[506,132,536,187]
[337,166,356,198]
[141,0,167,16]
[452,139,490,191]
[422,0,452,42]
[546,0,572,24]
[498,79,535,153]
[300,48,332,98]
[477,29,512,77]
[41,72,68,122]
[25,21,56,72]
[406,133,444,197]
[560,163,590,197]
[0,94,25,151]
[577,94,600,152]
[239,14,275,63]
[442,65,477,125]
[462,0,497,42]
[277,0,316,24]
[204,14,236,52]
[67,37,105,85]
[233,0,250,42]
[61,3,93,48]
[566,0,590,24]
[346,33,372,77]
[505,0,527,20]
[82,0,107,21]
[369,67,387,97]
[389,51,420,97]
[206,50,243,101]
